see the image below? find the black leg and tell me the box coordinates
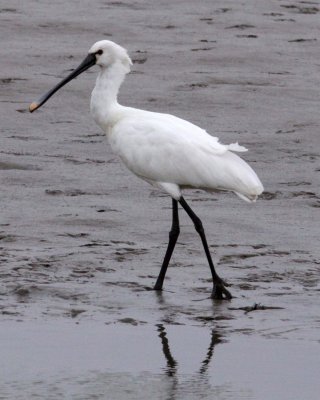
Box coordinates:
[154,198,180,290]
[179,196,232,300]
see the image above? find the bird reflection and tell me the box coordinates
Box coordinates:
[156,324,223,399]
[157,324,178,377]
[199,329,222,375]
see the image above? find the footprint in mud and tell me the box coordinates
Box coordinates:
[79,240,111,248]
[189,82,209,88]
[0,234,17,242]
[104,281,151,292]
[310,201,320,208]
[50,120,74,124]
[282,263,319,288]
[210,243,269,250]
[8,134,45,141]
[70,138,103,144]
[236,34,258,38]
[246,271,286,284]
[275,128,296,133]
[219,247,290,267]
[237,283,261,291]
[110,240,136,246]
[45,188,110,197]
[259,191,281,200]
[0,162,40,171]
[280,5,319,14]
[16,109,29,113]
[132,51,148,65]
[113,247,149,262]
[70,267,95,278]
[12,285,48,302]
[149,190,168,198]
[263,12,284,17]
[219,253,265,265]
[117,317,147,325]
[252,244,269,250]
[68,309,86,318]
[226,24,256,30]
[194,315,234,323]
[0,7,17,12]
[274,18,296,22]
[177,82,209,91]
[214,8,231,14]
[247,258,319,290]
[229,303,284,313]
[0,77,27,84]
[279,181,311,186]
[1,309,20,316]
[63,157,87,165]
[288,38,317,43]
[199,39,217,43]
[13,286,31,297]
[199,17,213,23]
[100,1,145,11]
[191,47,215,52]
[59,232,89,238]
[96,208,119,213]
[290,191,319,199]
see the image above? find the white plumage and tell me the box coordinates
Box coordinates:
[87,40,263,202]
[109,109,262,201]
[29,40,264,299]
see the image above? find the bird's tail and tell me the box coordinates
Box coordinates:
[234,191,261,203]
[222,150,264,202]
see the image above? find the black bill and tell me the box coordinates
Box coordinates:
[29,52,96,113]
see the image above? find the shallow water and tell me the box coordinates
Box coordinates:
[1,321,319,400]
[1,0,320,398]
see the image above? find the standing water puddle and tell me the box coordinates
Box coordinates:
[0,321,319,399]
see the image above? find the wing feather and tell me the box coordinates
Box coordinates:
[109,110,262,196]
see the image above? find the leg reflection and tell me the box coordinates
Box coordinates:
[156,324,178,377]
[198,331,222,375]
[156,324,222,382]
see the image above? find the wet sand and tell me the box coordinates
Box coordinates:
[1,0,320,398]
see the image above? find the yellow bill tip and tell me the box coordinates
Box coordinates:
[29,102,39,113]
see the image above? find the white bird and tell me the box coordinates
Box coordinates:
[30,40,264,299]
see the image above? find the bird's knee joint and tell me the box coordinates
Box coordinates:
[194,219,204,234]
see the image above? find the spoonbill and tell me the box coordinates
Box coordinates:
[29,40,264,299]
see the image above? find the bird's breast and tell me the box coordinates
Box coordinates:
[90,95,124,137]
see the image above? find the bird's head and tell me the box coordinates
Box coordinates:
[29,40,132,113]
[89,40,132,72]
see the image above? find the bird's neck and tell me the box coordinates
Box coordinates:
[90,62,128,131]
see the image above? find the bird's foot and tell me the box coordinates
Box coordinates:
[153,282,163,291]
[211,280,232,300]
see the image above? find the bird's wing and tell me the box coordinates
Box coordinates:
[110,111,249,190]
[140,111,248,154]
[151,112,227,154]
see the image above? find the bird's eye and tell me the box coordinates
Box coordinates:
[96,50,103,55]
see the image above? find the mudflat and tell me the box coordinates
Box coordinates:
[1,1,319,399]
